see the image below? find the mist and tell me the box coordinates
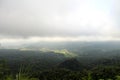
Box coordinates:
[0,0,120,45]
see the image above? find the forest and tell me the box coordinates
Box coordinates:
[0,42,120,80]
[0,0,119,79]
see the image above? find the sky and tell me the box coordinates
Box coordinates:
[0,0,120,44]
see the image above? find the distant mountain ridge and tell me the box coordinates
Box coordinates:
[58,58,83,71]
[20,48,77,57]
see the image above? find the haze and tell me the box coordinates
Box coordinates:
[0,0,120,45]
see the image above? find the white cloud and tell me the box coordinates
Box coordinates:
[0,0,119,42]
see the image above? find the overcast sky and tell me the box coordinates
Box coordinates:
[0,0,120,44]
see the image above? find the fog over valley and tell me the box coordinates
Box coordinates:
[0,0,120,80]
[0,0,120,45]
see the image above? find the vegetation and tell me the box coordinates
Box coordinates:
[1,42,120,80]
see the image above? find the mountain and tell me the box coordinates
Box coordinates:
[58,58,83,71]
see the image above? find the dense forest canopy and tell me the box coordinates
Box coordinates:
[0,0,120,79]
[1,42,120,80]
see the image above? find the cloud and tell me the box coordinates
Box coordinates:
[0,0,119,40]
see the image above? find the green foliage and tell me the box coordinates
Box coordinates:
[5,74,38,80]
[1,48,120,80]
[6,75,13,80]
[116,76,120,80]
[15,74,38,80]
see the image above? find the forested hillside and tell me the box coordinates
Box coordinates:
[1,43,120,80]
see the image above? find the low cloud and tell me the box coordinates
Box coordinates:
[0,0,120,41]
